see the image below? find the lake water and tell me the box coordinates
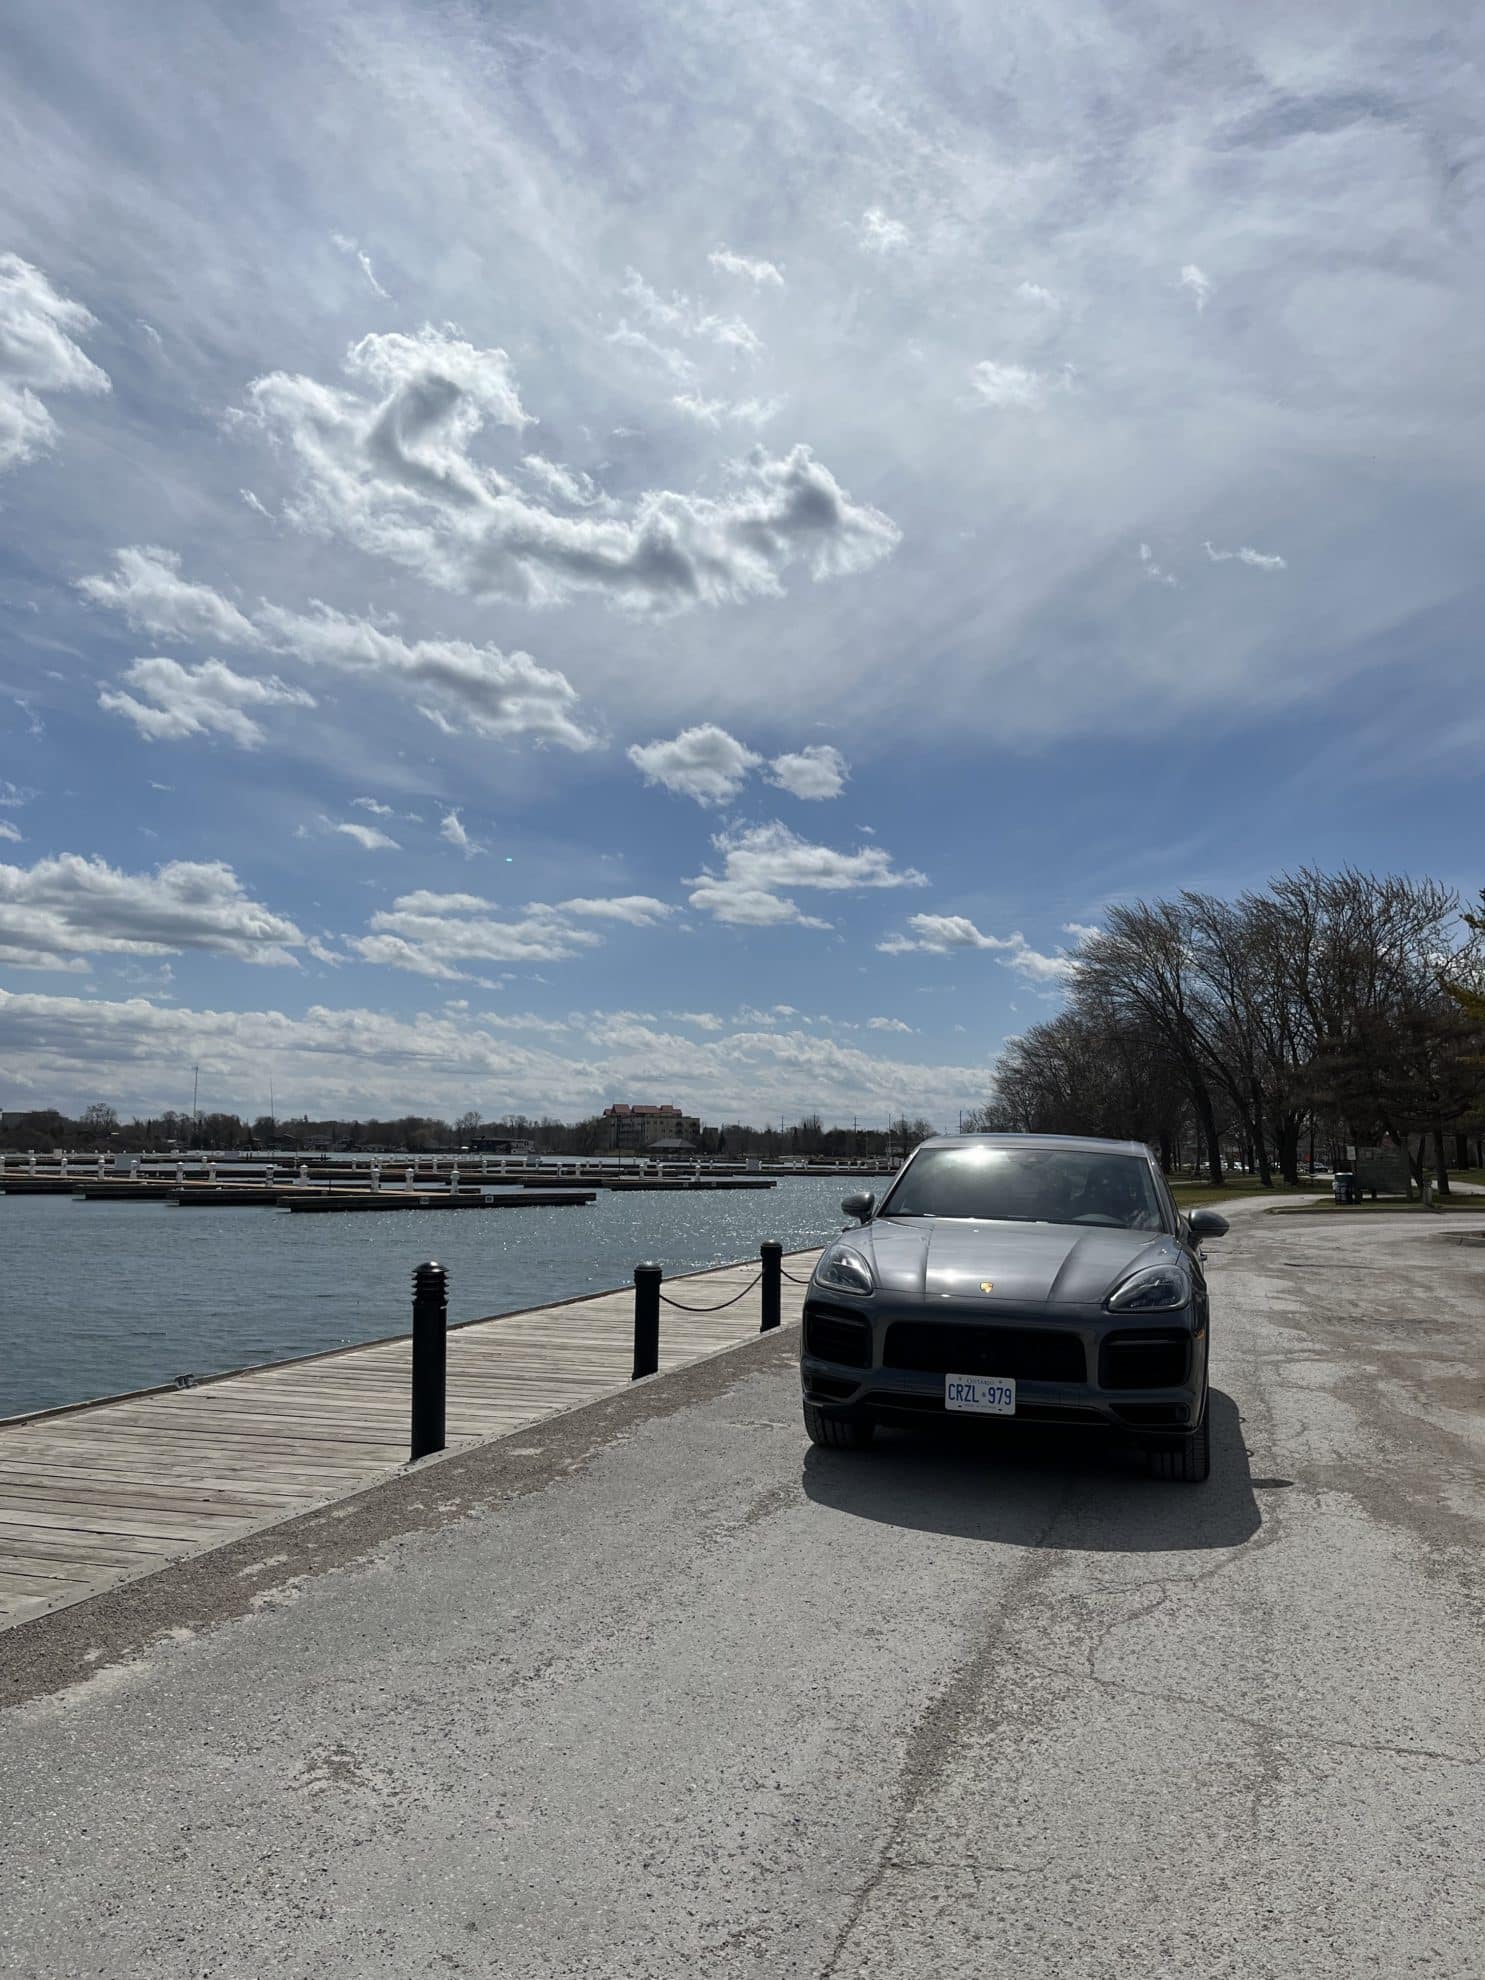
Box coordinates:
[0,1177,884,1418]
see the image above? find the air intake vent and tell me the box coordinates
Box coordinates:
[804,1305,871,1368]
[884,1322,1084,1383]
[1100,1330,1190,1389]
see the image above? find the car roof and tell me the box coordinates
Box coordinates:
[913,1134,1157,1159]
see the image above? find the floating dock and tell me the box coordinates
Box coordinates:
[0,1247,823,1627]
[278,1188,596,1214]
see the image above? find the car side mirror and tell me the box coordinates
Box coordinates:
[841,1190,876,1224]
[1187,1209,1229,1240]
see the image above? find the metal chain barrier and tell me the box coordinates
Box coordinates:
[780,1265,815,1285]
[656,1270,764,1314]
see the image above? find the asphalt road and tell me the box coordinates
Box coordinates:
[3,1203,1483,1978]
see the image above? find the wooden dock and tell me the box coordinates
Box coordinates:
[0,1248,823,1629]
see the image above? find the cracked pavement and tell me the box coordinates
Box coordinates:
[2,1201,1483,1977]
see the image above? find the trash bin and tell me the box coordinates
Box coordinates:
[1332,1172,1356,1204]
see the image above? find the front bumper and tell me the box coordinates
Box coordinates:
[800,1293,1207,1434]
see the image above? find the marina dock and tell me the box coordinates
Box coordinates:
[0,1246,824,1628]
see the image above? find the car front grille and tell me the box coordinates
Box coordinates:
[883,1321,1086,1384]
[1099,1330,1190,1389]
[804,1303,871,1368]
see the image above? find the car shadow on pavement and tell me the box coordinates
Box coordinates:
[800,1391,1261,1553]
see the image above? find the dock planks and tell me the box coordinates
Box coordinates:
[0,1248,822,1628]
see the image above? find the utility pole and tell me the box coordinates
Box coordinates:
[191,1064,199,1124]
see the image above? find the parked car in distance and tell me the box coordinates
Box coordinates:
[800,1134,1228,1481]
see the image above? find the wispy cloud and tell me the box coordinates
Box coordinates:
[440,808,481,857]
[708,246,784,288]
[1203,541,1287,571]
[878,914,1074,981]
[323,817,399,851]
[860,208,909,252]
[99,657,315,748]
[969,361,1048,410]
[0,254,110,475]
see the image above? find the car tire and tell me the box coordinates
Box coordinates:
[803,1401,875,1450]
[1146,1394,1210,1483]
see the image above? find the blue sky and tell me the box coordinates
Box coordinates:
[1,0,1481,1126]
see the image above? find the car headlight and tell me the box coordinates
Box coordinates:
[815,1246,875,1297]
[1106,1266,1189,1313]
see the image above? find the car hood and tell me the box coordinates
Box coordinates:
[849,1217,1177,1307]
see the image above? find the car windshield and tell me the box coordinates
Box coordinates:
[881,1145,1166,1231]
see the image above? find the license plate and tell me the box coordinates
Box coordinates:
[944,1373,1016,1415]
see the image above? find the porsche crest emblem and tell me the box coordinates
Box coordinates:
[979,1281,994,1294]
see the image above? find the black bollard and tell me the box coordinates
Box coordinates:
[759,1240,782,1332]
[410,1260,448,1461]
[632,1262,661,1380]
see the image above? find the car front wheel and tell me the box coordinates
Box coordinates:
[1146,1394,1210,1483]
[803,1401,875,1450]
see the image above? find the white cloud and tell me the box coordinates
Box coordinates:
[669,1010,724,1031]
[440,808,479,857]
[860,208,909,252]
[1139,543,1178,587]
[351,796,394,816]
[79,548,597,751]
[686,883,830,930]
[606,323,697,384]
[256,600,596,748]
[0,254,110,473]
[559,896,675,926]
[689,821,926,928]
[878,912,1075,981]
[1014,281,1060,308]
[970,361,1047,410]
[351,891,604,978]
[867,1016,914,1033]
[713,822,926,896]
[628,724,762,806]
[620,268,762,357]
[520,454,604,507]
[0,988,991,1124]
[0,853,304,971]
[877,913,1021,955]
[98,657,315,748]
[1180,264,1213,312]
[766,744,848,800]
[327,819,400,851]
[330,232,391,299]
[708,247,784,288]
[1061,921,1102,944]
[0,782,32,808]
[239,487,274,519]
[671,392,783,429]
[1203,541,1287,571]
[0,821,21,843]
[242,331,898,613]
[77,546,262,647]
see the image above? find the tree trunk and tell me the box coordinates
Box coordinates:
[1192,1077,1223,1185]
[1432,1125,1451,1197]
[1249,1080,1274,1187]
[1454,1132,1470,1170]
[1158,1126,1173,1173]
[1277,1116,1301,1186]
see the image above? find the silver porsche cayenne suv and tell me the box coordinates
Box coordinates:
[800,1134,1228,1481]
